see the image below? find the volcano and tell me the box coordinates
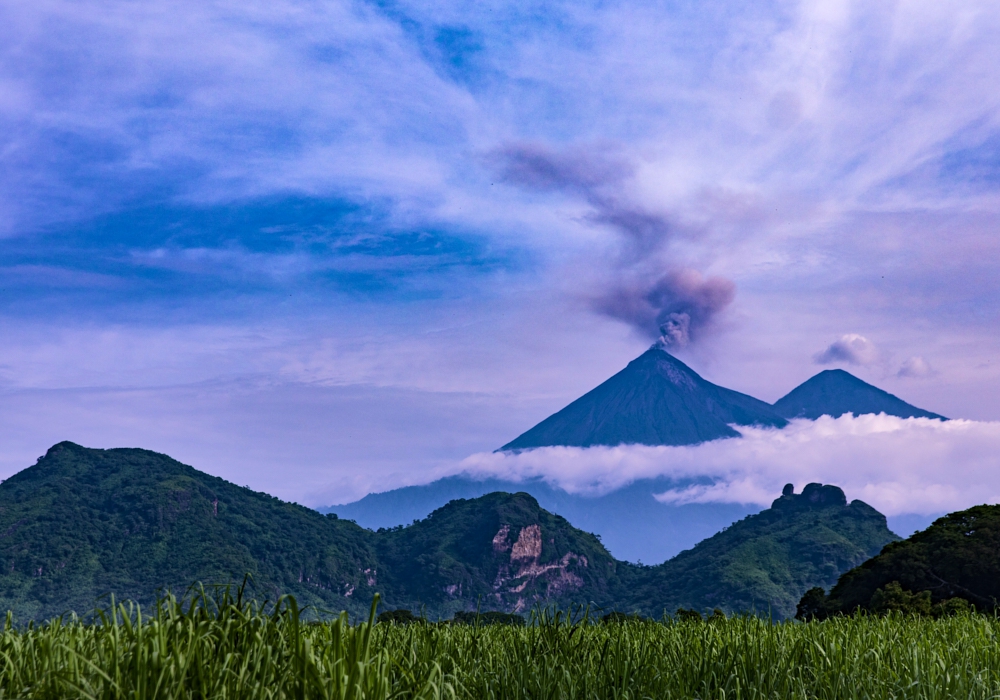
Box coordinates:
[772,369,947,421]
[500,346,787,450]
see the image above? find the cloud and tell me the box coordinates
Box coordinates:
[456,414,1000,516]
[813,334,880,366]
[898,356,933,378]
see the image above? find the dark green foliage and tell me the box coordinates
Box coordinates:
[797,582,972,620]
[871,581,932,615]
[501,347,786,450]
[772,368,946,420]
[0,443,898,622]
[374,491,623,613]
[622,483,898,619]
[452,610,525,626]
[675,608,703,621]
[0,442,379,621]
[803,504,1000,617]
[600,611,644,624]
[796,587,829,621]
[377,609,420,624]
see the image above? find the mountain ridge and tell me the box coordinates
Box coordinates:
[0,443,896,621]
[621,483,898,619]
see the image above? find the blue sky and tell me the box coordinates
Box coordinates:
[2,0,1000,508]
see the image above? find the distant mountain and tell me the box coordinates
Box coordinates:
[501,346,787,450]
[621,483,899,619]
[329,359,942,562]
[772,369,946,420]
[798,504,1000,619]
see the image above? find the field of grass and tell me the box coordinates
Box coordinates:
[2,587,999,699]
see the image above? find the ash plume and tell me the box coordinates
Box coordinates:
[593,269,735,347]
[495,142,632,195]
[496,142,736,347]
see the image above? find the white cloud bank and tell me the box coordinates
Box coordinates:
[457,415,1000,516]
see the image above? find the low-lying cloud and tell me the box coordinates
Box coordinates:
[458,414,1000,516]
[898,356,934,378]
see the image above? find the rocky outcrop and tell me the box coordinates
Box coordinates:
[491,523,587,609]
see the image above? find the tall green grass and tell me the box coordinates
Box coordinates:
[1,588,999,699]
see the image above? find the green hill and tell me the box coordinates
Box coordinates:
[798,504,1000,618]
[0,443,897,621]
[620,484,899,619]
[374,492,624,615]
[0,442,380,620]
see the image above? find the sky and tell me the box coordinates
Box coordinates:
[2,0,1000,512]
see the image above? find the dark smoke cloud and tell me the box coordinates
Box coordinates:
[592,269,736,346]
[496,142,632,194]
[495,142,736,347]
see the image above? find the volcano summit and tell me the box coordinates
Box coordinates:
[501,347,787,450]
[501,346,945,451]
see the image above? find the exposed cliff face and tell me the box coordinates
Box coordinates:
[374,492,620,613]
[489,523,587,611]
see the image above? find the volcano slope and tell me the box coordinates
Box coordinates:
[501,346,787,450]
[773,369,946,420]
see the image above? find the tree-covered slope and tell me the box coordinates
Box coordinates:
[375,492,624,614]
[0,442,379,621]
[799,504,1000,618]
[502,347,787,450]
[772,369,946,420]
[0,443,899,622]
[620,484,899,619]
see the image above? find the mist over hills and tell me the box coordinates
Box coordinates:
[328,476,758,563]
[328,347,945,560]
[0,442,895,621]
